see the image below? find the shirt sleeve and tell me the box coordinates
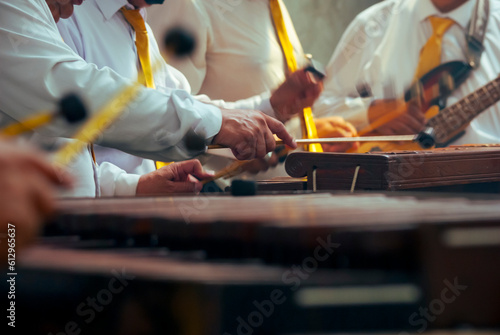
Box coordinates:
[194,92,276,118]
[148,0,278,118]
[0,0,222,163]
[98,162,141,197]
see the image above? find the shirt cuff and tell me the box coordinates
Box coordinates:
[114,173,141,197]
[188,96,222,140]
[98,162,141,197]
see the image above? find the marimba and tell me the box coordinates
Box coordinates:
[12,192,500,334]
[284,145,500,192]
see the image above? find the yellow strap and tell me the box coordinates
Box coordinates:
[270,0,298,73]
[269,0,322,152]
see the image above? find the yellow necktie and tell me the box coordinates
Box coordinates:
[120,7,156,89]
[121,7,170,169]
[269,0,322,152]
[414,16,455,80]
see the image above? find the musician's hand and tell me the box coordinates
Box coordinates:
[136,159,213,195]
[0,140,73,263]
[213,108,297,160]
[270,69,323,122]
[46,0,83,22]
[315,116,359,152]
[368,99,426,135]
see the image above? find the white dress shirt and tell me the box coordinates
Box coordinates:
[0,0,230,197]
[146,0,307,182]
[313,0,500,146]
[56,0,276,190]
[56,0,188,177]
[147,0,305,101]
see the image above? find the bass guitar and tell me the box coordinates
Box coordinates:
[352,61,481,152]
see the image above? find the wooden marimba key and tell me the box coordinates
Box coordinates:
[12,192,500,334]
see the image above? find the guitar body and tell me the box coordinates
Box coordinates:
[352,61,472,153]
[405,61,472,111]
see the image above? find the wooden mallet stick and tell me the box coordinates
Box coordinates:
[1,94,87,137]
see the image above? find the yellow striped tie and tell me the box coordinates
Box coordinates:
[269,0,322,152]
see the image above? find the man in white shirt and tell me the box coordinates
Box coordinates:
[146,0,357,185]
[56,0,322,189]
[0,0,308,197]
[148,0,304,105]
[313,0,500,146]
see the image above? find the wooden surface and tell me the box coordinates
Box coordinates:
[286,332,500,335]
[45,192,500,268]
[256,177,307,192]
[285,146,500,191]
[12,192,500,334]
[15,246,417,334]
[52,192,500,226]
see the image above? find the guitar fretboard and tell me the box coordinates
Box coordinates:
[428,76,500,143]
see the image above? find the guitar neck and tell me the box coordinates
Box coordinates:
[428,76,500,144]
